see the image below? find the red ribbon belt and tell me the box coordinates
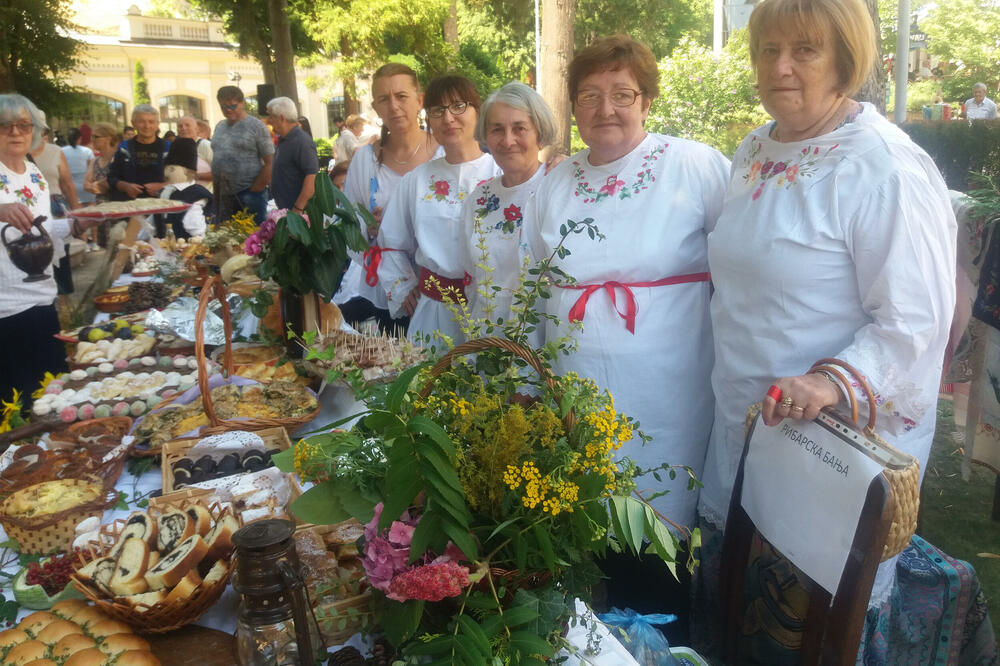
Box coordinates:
[362,245,401,287]
[418,266,472,304]
[561,272,711,334]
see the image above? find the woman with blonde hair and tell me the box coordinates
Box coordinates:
[696,0,967,659]
[338,62,441,333]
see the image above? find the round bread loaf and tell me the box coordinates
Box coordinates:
[17,611,60,635]
[23,658,59,665]
[5,640,49,665]
[68,606,108,629]
[98,632,151,656]
[51,633,98,659]
[63,647,109,666]
[0,626,29,649]
[49,599,90,619]
[34,619,83,644]
[88,619,134,639]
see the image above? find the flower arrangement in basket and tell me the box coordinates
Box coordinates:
[278,218,696,662]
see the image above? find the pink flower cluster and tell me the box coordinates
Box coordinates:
[242,208,290,256]
[363,503,470,603]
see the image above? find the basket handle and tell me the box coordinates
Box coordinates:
[808,357,876,432]
[417,337,576,432]
[194,275,235,427]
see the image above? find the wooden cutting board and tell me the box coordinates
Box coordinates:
[146,624,237,665]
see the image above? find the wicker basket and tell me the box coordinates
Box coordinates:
[130,277,320,457]
[159,426,293,494]
[70,499,239,633]
[0,479,118,554]
[418,336,575,432]
[295,521,371,644]
[149,475,304,525]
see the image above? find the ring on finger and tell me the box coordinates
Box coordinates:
[779,396,793,409]
[791,405,804,413]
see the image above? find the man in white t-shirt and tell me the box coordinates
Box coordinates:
[964,83,998,120]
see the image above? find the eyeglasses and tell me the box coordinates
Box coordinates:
[574,88,643,108]
[0,121,34,135]
[426,101,470,118]
[220,102,241,111]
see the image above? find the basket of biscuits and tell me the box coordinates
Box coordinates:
[0,599,161,664]
[0,478,119,554]
[70,500,240,633]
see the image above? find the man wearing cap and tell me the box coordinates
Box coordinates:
[107,104,168,201]
[266,97,319,214]
[156,138,211,239]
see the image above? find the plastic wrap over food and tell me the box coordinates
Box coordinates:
[144,293,247,344]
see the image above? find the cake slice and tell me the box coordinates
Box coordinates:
[185,504,213,537]
[144,534,208,591]
[75,556,116,595]
[111,512,158,557]
[122,589,166,612]
[109,538,150,596]
[164,569,202,604]
[156,510,194,554]
[202,512,239,565]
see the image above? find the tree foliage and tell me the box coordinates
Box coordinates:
[647,30,767,157]
[922,0,1000,98]
[133,62,151,105]
[0,0,84,112]
[576,0,712,57]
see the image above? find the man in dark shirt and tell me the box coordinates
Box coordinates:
[107,104,167,201]
[266,96,318,213]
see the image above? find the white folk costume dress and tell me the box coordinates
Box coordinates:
[339,143,445,308]
[526,133,730,527]
[701,104,956,606]
[460,167,545,325]
[377,153,501,344]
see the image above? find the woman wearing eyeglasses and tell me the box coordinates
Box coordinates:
[339,63,442,334]
[0,94,98,406]
[376,74,501,344]
[524,35,730,636]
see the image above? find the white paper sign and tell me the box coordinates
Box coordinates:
[742,415,883,593]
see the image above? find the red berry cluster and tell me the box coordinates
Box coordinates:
[24,554,74,596]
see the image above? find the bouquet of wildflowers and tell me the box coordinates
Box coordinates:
[278,217,694,662]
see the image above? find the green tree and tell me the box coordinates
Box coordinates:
[133,62,151,105]
[922,0,1000,101]
[0,0,83,112]
[576,0,712,57]
[647,30,767,157]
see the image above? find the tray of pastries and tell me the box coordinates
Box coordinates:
[69,199,190,220]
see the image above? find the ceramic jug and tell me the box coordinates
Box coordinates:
[2,216,54,282]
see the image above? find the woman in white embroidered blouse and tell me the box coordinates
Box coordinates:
[376,75,500,345]
[0,94,96,405]
[698,0,956,648]
[525,35,730,640]
[459,82,556,329]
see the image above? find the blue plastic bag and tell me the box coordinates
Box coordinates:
[597,607,680,666]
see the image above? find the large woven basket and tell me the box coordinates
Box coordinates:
[0,478,118,554]
[418,336,575,432]
[70,499,239,633]
[131,277,319,457]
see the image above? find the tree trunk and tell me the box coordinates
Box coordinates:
[268,0,298,105]
[856,0,886,114]
[540,0,576,153]
[340,36,359,115]
[444,0,459,51]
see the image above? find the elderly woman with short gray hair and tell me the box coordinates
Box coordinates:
[0,94,97,404]
[459,82,557,326]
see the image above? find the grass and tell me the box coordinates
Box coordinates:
[917,397,1000,638]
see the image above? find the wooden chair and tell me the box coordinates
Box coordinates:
[719,417,894,666]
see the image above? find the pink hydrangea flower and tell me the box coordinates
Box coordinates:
[267,208,289,225]
[244,232,262,256]
[386,561,471,602]
[258,218,276,242]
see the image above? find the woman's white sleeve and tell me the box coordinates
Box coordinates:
[376,173,418,319]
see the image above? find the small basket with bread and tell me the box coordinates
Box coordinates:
[70,500,241,633]
[0,478,119,554]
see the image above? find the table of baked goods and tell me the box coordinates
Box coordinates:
[0,378,643,666]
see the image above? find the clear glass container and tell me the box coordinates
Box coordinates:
[235,608,325,666]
